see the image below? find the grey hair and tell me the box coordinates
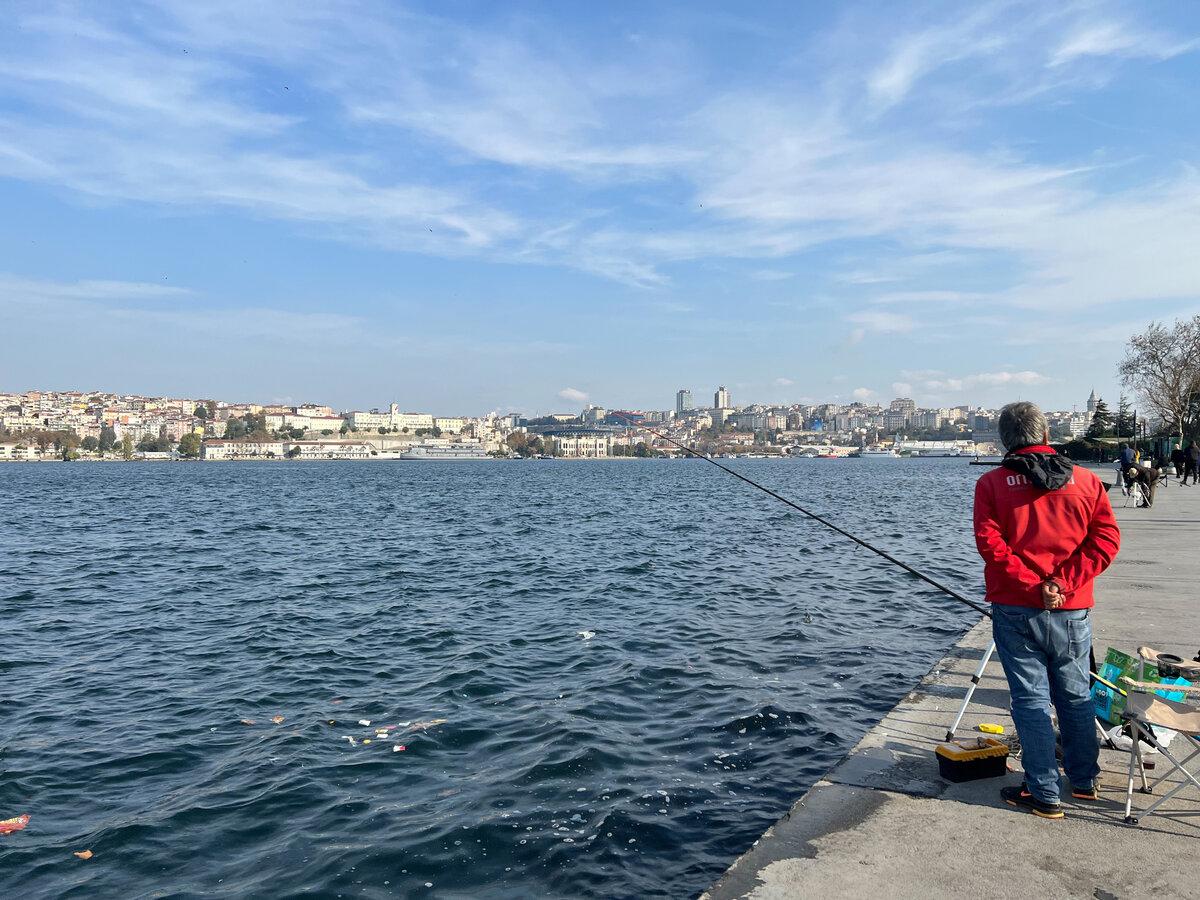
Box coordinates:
[998,401,1048,452]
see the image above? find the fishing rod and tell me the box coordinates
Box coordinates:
[611,413,991,618]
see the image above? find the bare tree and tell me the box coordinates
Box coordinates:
[1118,317,1200,439]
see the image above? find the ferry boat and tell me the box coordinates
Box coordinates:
[398,443,490,460]
[860,447,900,458]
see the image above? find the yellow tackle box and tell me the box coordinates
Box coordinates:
[935,736,1009,782]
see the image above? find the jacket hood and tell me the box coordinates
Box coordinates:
[1002,447,1074,490]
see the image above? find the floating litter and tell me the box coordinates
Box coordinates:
[74,850,93,860]
[358,719,371,726]
[343,736,357,746]
[408,719,448,732]
[271,715,285,724]
[393,745,406,752]
[578,630,596,641]
[0,814,30,835]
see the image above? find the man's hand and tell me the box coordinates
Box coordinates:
[1041,580,1064,610]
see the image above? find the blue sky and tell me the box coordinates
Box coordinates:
[2,0,1199,415]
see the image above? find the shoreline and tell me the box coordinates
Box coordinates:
[703,469,1200,899]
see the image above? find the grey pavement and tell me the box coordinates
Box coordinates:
[703,466,1200,900]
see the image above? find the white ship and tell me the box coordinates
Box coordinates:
[858,446,900,458]
[398,443,490,460]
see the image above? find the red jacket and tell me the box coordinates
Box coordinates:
[973,446,1120,609]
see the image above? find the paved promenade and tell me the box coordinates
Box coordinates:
[704,467,1200,900]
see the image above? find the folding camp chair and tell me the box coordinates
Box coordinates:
[1120,647,1200,826]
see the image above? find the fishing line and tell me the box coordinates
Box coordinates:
[610,413,991,619]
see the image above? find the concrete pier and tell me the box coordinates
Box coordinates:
[704,469,1200,900]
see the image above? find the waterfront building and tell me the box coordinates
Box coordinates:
[433,417,467,434]
[283,441,374,459]
[0,442,37,461]
[675,389,693,415]
[553,434,612,458]
[200,440,286,459]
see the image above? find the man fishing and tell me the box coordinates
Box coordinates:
[973,401,1121,819]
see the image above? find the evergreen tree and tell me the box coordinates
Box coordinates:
[1087,398,1113,438]
[1114,396,1135,440]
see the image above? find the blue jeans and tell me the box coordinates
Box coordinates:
[991,604,1100,804]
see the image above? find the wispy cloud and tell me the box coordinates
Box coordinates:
[846,310,914,334]
[1,0,1199,418]
[1050,22,1197,67]
[0,274,191,304]
[1,0,1195,300]
[902,369,1051,396]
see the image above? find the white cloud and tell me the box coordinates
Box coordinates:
[774,377,795,387]
[914,370,1051,394]
[870,290,987,305]
[852,387,876,401]
[891,382,913,397]
[0,0,1197,310]
[1049,22,1196,67]
[846,310,914,334]
[558,387,588,403]
[0,274,191,304]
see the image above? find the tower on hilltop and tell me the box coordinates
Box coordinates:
[1086,389,1098,417]
[714,385,731,409]
[675,389,693,415]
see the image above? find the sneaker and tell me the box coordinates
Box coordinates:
[1001,784,1064,819]
[1070,783,1099,801]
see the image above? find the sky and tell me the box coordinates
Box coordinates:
[2,0,1199,415]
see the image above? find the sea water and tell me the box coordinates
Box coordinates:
[0,459,982,897]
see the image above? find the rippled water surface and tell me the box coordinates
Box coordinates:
[1,459,984,897]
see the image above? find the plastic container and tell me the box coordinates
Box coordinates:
[935,737,1009,782]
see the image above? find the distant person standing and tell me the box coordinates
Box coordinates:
[1186,440,1200,486]
[1171,444,1187,482]
[974,402,1120,819]
[1119,443,1135,470]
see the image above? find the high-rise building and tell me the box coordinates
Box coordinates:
[714,385,731,409]
[889,397,916,414]
[675,389,693,414]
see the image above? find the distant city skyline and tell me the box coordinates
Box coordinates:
[2,381,1124,420]
[2,2,1196,411]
